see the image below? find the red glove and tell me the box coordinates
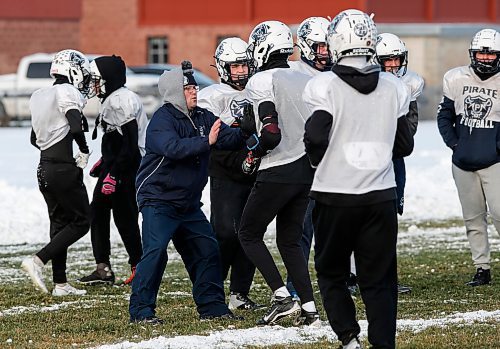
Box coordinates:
[89,158,103,178]
[101,173,117,195]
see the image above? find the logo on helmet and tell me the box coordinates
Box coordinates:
[251,24,270,44]
[354,23,368,38]
[298,21,312,38]
[464,95,493,120]
[328,13,346,36]
[215,42,225,59]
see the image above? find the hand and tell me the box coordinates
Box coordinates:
[242,151,260,175]
[75,151,90,169]
[209,119,221,145]
[89,158,103,178]
[101,173,117,195]
[240,103,257,137]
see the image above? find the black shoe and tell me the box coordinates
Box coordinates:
[257,295,301,326]
[297,309,320,326]
[346,273,358,296]
[199,311,244,321]
[467,268,491,286]
[229,292,265,311]
[78,263,115,285]
[130,316,164,326]
[397,283,412,294]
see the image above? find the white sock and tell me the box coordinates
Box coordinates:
[55,283,67,288]
[273,286,291,298]
[302,301,316,312]
[33,255,45,267]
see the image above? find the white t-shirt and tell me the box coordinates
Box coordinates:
[197,83,250,126]
[30,84,86,150]
[402,69,424,102]
[443,66,500,124]
[289,60,322,77]
[245,67,312,170]
[99,87,149,156]
[303,70,410,194]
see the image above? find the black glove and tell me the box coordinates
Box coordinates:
[239,103,257,138]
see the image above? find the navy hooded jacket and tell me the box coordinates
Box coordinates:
[136,67,244,212]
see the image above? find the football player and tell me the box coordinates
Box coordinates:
[437,29,500,287]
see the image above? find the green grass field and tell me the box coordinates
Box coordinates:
[0,221,499,348]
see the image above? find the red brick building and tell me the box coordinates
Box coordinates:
[0,0,499,79]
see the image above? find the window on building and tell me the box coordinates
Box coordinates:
[147,37,169,64]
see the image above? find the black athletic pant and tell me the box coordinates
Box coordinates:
[90,173,142,267]
[210,177,255,295]
[238,181,315,304]
[314,200,398,349]
[36,161,90,283]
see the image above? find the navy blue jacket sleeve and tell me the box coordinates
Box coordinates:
[210,112,245,151]
[437,96,459,149]
[148,112,210,160]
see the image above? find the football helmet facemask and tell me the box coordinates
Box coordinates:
[214,37,253,89]
[469,29,500,75]
[375,33,408,77]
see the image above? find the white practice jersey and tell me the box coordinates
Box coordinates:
[303,70,410,194]
[197,83,250,126]
[99,87,149,156]
[443,66,500,123]
[289,60,322,77]
[30,84,86,150]
[401,69,424,101]
[246,68,312,170]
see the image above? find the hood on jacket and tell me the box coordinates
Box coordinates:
[158,67,190,116]
[332,63,380,94]
[94,55,126,100]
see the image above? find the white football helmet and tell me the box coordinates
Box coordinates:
[296,17,331,68]
[50,49,91,96]
[375,33,408,77]
[214,37,253,89]
[469,29,500,74]
[248,21,294,70]
[327,9,377,65]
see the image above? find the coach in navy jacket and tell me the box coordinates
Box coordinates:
[130,62,245,324]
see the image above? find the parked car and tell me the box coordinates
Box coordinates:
[0,53,162,124]
[129,64,216,89]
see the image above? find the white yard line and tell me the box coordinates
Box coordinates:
[95,310,500,349]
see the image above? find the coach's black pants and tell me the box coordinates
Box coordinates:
[238,181,314,304]
[314,200,398,349]
[210,177,255,295]
[36,161,90,283]
[91,173,142,267]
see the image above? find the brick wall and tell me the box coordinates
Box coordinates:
[0,20,80,74]
[80,0,258,80]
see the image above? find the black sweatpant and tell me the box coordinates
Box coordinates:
[90,173,142,267]
[314,200,398,349]
[36,161,90,283]
[238,181,315,304]
[210,177,255,295]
